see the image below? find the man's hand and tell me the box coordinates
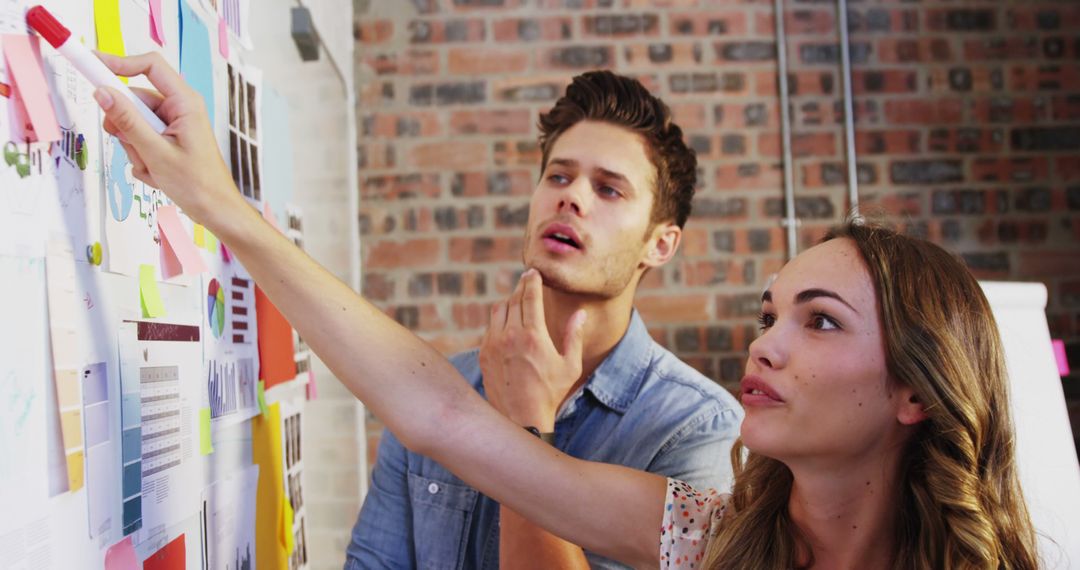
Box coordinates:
[479,268,587,430]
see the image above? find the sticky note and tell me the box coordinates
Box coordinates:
[66,450,85,491]
[257,380,268,415]
[282,499,295,555]
[305,371,317,401]
[139,264,165,318]
[256,286,297,388]
[199,408,213,455]
[193,224,206,247]
[218,18,229,59]
[159,231,183,279]
[2,35,61,142]
[142,533,184,570]
[179,0,215,126]
[204,230,218,253]
[157,206,209,276]
[148,0,165,47]
[104,536,139,570]
[93,0,127,83]
[1053,339,1070,376]
[220,243,232,263]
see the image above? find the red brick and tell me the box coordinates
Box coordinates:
[927,128,1004,153]
[408,19,486,43]
[492,75,571,103]
[1052,95,1080,121]
[714,163,782,191]
[852,70,919,95]
[670,11,748,36]
[365,239,441,269]
[451,0,526,11]
[784,9,834,35]
[1057,157,1080,181]
[358,142,396,169]
[361,50,439,76]
[758,70,836,97]
[582,14,660,38]
[927,67,1002,94]
[361,111,441,138]
[362,272,395,302]
[858,191,923,216]
[355,20,393,44]
[1006,6,1080,32]
[494,139,542,167]
[963,37,1040,60]
[536,46,616,70]
[493,17,573,42]
[970,97,1048,124]
[448,48,530,75]
[971,158,1049,183]
[877,37,952,64]
[408,141,488,170]
[758,131,837,159]
[452,170,535,198]
[361,174,442,201]
[452,302,491,329]
[635,293,711,323]
[669,103,707,130]
[680,227,709,257]
[1009,65,1080,92]
[714,102,778,129]
[385,303,446,332]
[855,130,921,155]
[449,109,532,135]
[449,236,524,263]
[1019,251,1080,277]
[884,99,965,125]
[623,43,703,66]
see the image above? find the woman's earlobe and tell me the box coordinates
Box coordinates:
[898,393,929,425]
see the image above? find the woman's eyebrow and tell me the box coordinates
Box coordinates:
[760,288,860,315]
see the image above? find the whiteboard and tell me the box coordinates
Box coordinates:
[983,281,1080,569]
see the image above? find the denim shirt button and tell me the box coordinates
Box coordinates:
[427,482,439,494]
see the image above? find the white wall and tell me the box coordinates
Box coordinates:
[247,3,364,569]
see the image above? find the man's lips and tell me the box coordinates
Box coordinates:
[540,222,583,251]
[740,375,784,406]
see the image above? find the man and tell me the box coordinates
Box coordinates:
[345,71,743,569]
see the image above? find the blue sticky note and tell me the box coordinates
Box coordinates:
[179,0,215,128]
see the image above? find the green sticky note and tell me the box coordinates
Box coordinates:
[257,380,268,415]
[204,229,218,253]
[199,407,214,455]
[139,264,165,318]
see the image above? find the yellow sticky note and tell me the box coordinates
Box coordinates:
[93,0,127,84]
[257,380,268,415]
[199,407,214,455]
[193,224,206,247]
[67,450,85,491]
[204,229,218,253]
[139,264,165,318]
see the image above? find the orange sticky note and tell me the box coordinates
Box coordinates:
[142,533,184,570]
[157,206,209,276]
[255,286,296,388]
[2,34,61,142]
[149,0,166,46]
[104,536,138,570]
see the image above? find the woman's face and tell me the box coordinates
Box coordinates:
[740,238,919,465]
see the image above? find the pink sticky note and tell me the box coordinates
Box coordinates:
[1053,339,1070,376]
[262,201,281,231]
[220,242,232,263]
[159,231,183,279]
[305,370,317,401]
[157,206,209,276]
[104,536,139,570]
[149,0,166,46]
[218,18,229,58]
[2,34,61,142]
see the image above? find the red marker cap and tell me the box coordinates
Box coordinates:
[26,6,71,49]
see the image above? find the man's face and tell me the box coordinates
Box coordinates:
[522,120,660,299]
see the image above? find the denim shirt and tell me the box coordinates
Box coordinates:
[345,310,743,570]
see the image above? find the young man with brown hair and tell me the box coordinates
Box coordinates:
[345,71,743,569]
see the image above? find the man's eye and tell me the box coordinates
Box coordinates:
[598,185,621,198]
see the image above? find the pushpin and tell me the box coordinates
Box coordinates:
[86,242,102,265]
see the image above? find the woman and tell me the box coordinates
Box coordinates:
[94,52,1038,568]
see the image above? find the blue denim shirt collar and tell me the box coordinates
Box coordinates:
[581,309,654,414]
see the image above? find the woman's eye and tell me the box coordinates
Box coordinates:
[757,312,775,330]
[809,313,841,331]
[548,173,569,184]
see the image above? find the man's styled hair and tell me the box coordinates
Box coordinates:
[537,70,697,229]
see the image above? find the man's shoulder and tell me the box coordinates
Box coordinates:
[636,341,742,415]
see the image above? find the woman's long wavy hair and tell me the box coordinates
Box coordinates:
[702,221,1039,569]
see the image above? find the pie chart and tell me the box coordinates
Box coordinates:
[207,279,225,338]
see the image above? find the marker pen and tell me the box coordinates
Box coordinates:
[26,5,167,134]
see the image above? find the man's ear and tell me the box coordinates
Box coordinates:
[642,223,681,269]
[896,387,929,426]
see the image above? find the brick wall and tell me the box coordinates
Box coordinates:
[353,0,1080,472]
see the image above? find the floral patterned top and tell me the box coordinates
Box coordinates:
[659,478,728,568]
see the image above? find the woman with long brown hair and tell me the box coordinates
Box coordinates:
[96,51,1038,569]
